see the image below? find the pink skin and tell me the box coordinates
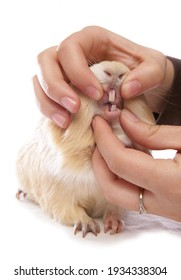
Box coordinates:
[98,83,122,122]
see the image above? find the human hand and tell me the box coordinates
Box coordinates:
[33,26,173,128]
[92,110,181,222]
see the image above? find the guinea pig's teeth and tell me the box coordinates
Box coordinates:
[110,104,117,112]
[109,89,116,102]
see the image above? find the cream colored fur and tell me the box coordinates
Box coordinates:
[16,61,155,235]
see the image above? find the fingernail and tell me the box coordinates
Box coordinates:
[122,109,139,122]
[60,97,77,113]
[85,86,102,100]
[122,80,142,97]
[52,113,67,128]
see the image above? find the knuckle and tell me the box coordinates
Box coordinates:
[36,49,47,64]
[37,47,57,64]
[81,25,106,40]
[58,26,103,55]
[58,33,78,55]
[44,82,56,98]
[146,124,160,137]
[81,25,101,33]
[58,39,69,53]
[144,124,161,147]
[39,79,59,101]
[81,25,95,32]
[107,158,123,177]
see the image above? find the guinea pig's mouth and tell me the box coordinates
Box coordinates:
[108,89,121,111]
[99,88,122,120]
[104,102,121,120]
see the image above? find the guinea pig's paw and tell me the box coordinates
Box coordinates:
[16,189,28,201]
[74,218,100,238]
[103,210,124,234]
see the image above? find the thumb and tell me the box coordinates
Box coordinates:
[121,53,166,98]
[120,109,181,150]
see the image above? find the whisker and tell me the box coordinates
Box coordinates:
[150,86,177,106]
[86,54,101,66]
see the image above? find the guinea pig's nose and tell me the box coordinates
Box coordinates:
[102,84,109,91]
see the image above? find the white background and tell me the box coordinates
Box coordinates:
[1,0,181,279]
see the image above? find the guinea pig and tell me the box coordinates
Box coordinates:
[16,61,155,237]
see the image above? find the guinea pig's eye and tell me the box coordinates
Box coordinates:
[119,74,124,79]
[104,70,112,77]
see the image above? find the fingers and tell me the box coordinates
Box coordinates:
[120,109,181,150]
[37,46,80,113]
[92,147,163,217]
[34,46,83,128]
[92,145,181,221]
[33,75,71,128]
[34,27,173,130]
[57,28,104,100]
[121,49,167,98]
[92,147,181,221]
[104,30,168,98]
[58,26,161,100]
[92,116,154,189]
[92,116,180,194]
[92,147,140,212]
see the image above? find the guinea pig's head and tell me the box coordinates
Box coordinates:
[90,61,130,121]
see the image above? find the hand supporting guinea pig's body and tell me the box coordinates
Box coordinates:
[92,112,181,222]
